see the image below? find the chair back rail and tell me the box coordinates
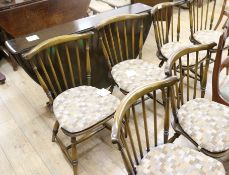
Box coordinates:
[95,13,151,69]
[164,42,216,108]
[23,32,94,103]
[111,77,179,174]
[212,19,229,106]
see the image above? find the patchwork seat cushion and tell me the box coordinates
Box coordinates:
[101,0,130,7]
[177,98,229,152]
[220,76,229,101]
[53,86,120,133]
[89,0,114,13]
[193,30,229,49]
[161,42,207,65]
[111,59,165,92]
[137,144,225,175]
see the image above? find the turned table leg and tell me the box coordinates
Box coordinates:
[0,71,5,84]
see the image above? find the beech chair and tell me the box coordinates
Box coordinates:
[151,0,207,67]
[189,0,229,58]
[96,13,166,94]
[111,77,225,175]
[165,43,229,160]
[23,32,120,175]
[212,19,229,106]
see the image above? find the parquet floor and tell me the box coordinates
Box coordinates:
[0,1,228,174]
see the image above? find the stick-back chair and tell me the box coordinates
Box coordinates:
[111,77,225,174]
[165,42,216,108]
[189,0,229,55]
[151,0,208,67]
[212,19,229,106]
[96,13,165,94]
[165,43,229,160]
[23,32,120,175]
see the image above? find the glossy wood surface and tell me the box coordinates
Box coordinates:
[6,3,152,54]
[0,0,90,37]
[5,3,152,89]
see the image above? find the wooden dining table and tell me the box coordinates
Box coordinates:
[5,3,153,89]
[0,0,90,84]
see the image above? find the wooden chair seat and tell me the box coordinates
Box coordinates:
[177,98,229,153]
[89,0,114,13]
[220,76,229,101]
[136,144,225,175]
[193,30,229,49]
[161,42,207,65]
[101,0,130,8]
[111,59,165,92]
[53,86,120,133]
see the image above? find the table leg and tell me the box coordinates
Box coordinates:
[0,71,6,84]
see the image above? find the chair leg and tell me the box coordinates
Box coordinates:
[168,132,181,143]
[52,120,60,142]
[71,137,78,175]
[159,60,165,68]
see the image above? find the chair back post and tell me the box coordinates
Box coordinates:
[23,32,94,103]
[111,77,179,174]
[212,19,229,105]
[95,13,150,67]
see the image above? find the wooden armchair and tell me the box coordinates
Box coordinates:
[212,19,229,106]
[151,0,207,67]
[189,0,229,57]
[96,13,166,94]
[23,32,120,175]
[165,42,216,107]
[165,43,229,160]
[111,77,225,174]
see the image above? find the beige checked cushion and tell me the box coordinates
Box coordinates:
[89,0,114,13]
[53,86,120,133]
[111,59,165,92]
[102,0,130,7]
[177,98,229,152]
[161,42,207,66]
[137,144,225,175]
[193,30,229,49]
[220,76,229,101]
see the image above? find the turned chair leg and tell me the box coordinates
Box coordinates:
[71,137,78,175]
[52,120,60,142]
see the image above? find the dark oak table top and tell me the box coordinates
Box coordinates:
[0,0,46,10]
[5,3,152,54]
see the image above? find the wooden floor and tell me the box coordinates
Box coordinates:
[0,1,229,174]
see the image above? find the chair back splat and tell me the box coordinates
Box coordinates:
[23,32,94,104]
[95,13,151,69]
[189,0,228,41]
[112,77,179,174]
[151,0,188,65]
